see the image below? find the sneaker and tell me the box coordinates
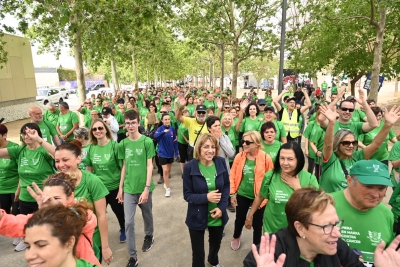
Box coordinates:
[126,257,138,267]
[231,236,241,251]
[227,204,235,213]
[165,188,171,197]
[15,238,26,252]
[119,228,126,243]
[157,177,164,184]
[12,238,21,246]
[142,235,154,252]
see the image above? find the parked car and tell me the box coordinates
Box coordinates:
[36,87,69,105]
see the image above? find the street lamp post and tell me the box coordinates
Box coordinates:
[278,0,288,95]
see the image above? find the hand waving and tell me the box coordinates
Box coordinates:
[374,235,400,267]
[27,182,59,209]
[383,105,400,125]
[319,104,337,122]
[240,99,250,110]
[252,233,286,267]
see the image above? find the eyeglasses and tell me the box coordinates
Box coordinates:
[125,122,136,126]
[161,111,168,114]
[84,102,91,104]
[340,140,358,147]
[309,220,344,235]
[234,106,240,109]
[224,106,230,109]
[340,108,354,112]
[92,126,104,132]
[241,140,255,146]
[197,111,206,114]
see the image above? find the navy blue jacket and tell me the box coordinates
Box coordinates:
[183,157,230,231]
[154,124,178,158]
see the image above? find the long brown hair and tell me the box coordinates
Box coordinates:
[89,118,113,145]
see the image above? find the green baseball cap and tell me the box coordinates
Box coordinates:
[349,160,393,187]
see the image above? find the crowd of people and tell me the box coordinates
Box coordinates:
[0,84,400,267]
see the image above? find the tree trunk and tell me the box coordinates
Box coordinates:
[350,73,365,96]
[312,77,318,89]
[369,8,387,102]
[70,11,86,104]
[110,58,119,92]
[147,69,150,88]
[231,39,239,98]
[395,76,399,97]
[130,44,139,89]
[154,68,158,87]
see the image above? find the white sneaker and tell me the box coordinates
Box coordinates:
[12,238,21,246]
[15,238,26,252]
[165,188,171,197]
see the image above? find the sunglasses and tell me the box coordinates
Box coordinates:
[161,111,168,114]
[259,104,266,106]
[241,140,255,146]
[340,108,354,112]
[197,111,206,114]
[340,140,358,147]
[92,126,105,132]
[84,102,92,104]
[224,106,230,109]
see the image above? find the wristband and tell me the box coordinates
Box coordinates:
[230,194,236,198]
[145,185,151,190]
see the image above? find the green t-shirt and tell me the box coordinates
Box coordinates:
[186,104,195,116]
[198,162,222,227]
[93,105,102,113]
[43,109,60,127]
[359,120,395,161]
[334,121,364,140]
[76,258,100,267]
[203,100,217,112]
[351,109,367,123]
[260,169,319,234]
[86,140,122,191]
[114,111,125,134]
[389,141,400,186]
[273,120,287,141]
[38,120,58,144]
[177,122,189,145]
[78,144,91,171]
[390,183,400,223]
[223,125,239,147]
[0,141,19,194]
[7,145,55,202]
[331,86,338,94]
[237,159,256,199]
[240,117,263,133]
[321,82,328,91]
[74,170,109,247]
[303,121,316,160]
[320,150,365,193]
[264,96,273,106]
[332,190,394,264]
[309,123,325,164]
[139,107,149,126]
[118,135,156,194]
[57,111,79,140]
[261,140,282,163]
[80,107,93,126]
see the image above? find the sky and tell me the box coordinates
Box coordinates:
[2,15,76,69]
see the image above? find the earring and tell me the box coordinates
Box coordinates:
[302,236,306,239]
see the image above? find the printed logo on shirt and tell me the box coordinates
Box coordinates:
[274,190,289,204]
[367,231,381,246]
[125,148,133,157]
[136,148,143,156]
[32,158,39,165]
[1,158,10,164]
[104,154,111,161]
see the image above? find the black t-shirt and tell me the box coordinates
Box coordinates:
[294,91,304,101]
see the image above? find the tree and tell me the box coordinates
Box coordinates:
[241,56,279,93]
[175,0,279,98]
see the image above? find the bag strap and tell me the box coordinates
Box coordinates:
[339,160,349,176]
[193,122,206,146]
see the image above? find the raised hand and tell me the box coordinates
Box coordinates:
[240,99,250,110]
[383,105,400,125]
[25,128,42,143]
[374,235,400,267]
[216,99,223,109]
[319,104,337,122]
[27,182,59,209]
[252,233,286,267]
[355,89,366,104]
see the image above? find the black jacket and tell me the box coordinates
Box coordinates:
[243,228,364,267]
[183,157,230,231]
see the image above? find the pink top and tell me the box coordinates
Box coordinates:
[0,209,101,266]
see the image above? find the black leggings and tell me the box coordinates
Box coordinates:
[105,188,125,230]
[0,193,19,215]
[19,200,38,215]
[189,226,224,267]
[233,194,265,245]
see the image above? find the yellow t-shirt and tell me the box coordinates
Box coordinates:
[183,117,208,146]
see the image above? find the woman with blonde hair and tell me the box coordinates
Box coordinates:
[230,130,274,250]
[183,133,230,267]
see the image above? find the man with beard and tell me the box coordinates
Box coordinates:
[28,106,61,146]
[177,102,208,161]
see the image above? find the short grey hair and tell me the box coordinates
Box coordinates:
[47,102,56,108]
[59,102,69,109]
[73,127,89,140]
[108,103,116,109]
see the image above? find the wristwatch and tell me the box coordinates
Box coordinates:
[145,185,151,190]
